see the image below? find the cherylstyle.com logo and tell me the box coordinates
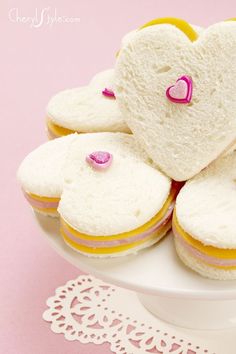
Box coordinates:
[8,7,81,28]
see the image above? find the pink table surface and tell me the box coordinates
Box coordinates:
[1,0,235,353]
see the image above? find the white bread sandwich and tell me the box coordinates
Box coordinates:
[173,151,236,280]
[17,134,77,216]
[46,69,130,139]
[58,132,181,257]
[115,17,236,181]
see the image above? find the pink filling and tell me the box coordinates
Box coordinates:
[62,202,174,248]
[24,192,59,210]
[173,224,236,267]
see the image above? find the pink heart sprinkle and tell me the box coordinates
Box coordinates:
[102,88,116,98]
[166,75,192,104]
[86,151,113,170]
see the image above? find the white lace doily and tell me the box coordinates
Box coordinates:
[43,275,235,354]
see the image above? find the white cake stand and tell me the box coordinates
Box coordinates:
[35,212,236,330]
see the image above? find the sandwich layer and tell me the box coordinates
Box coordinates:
[173,212,236,270]
[175,238,236,280]
[46,117,75,139]
[60,187,176,256]
[62,220,171,257]
[23,192,60,215]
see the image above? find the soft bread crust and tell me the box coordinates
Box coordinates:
[115,22,236,181]
[59,132,171,236]
[120,25,203,51]
[176,151,236,249]
[175,238,236,280]
[89,68,114,87]
[120,30,137,48]
[47,69,130,133]
[17,134,76,197]
[191,25,203,34]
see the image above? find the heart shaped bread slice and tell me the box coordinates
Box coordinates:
[46,69,130,139]
[115,19,236,181]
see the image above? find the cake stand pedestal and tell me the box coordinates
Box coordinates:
[35,212,236,332]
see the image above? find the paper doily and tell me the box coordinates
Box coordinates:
[43,275,233,354]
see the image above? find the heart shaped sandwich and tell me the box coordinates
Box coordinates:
[46,69,130,139]
[173,150,236,280]
[115,18,236,181]
[58,133,181,257]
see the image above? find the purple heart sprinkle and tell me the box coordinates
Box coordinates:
[102,88,116,98]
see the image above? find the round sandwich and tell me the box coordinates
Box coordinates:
[46,69,130,139]
[173,151,236,280]
[17,134,77,216]
[58,132,181,257]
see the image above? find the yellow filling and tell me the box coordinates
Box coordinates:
[61,186,176,242]
[139,17,198,42]
[26,192,60,214]
[46,117,76,138]
[28,192,60,203]
[62,219,171,254]
[33,206,58,214]
[173,210,236,262]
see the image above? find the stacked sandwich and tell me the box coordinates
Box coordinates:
[18,18,236,280]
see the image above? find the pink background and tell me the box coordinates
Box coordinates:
[1,0,235,353]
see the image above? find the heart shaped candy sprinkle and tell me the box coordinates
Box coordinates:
[166,75,193,104]
[102,88,116,98]
[86,151,113,170]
